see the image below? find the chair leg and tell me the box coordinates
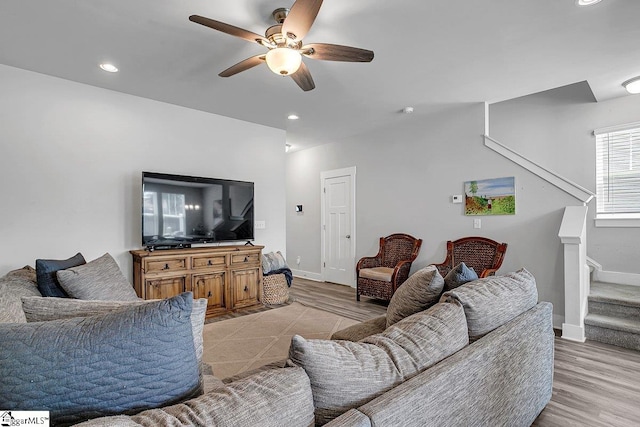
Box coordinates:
[356,293,360,301]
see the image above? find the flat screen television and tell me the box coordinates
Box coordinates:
[142,172,254,249]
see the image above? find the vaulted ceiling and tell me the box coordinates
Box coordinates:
[1,0,639,151]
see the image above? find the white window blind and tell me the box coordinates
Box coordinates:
[595,124,640,215]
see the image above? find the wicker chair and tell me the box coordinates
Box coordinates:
[356,233,422,301]
[433,236,508,279]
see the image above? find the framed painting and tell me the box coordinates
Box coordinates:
[464,177,515,216]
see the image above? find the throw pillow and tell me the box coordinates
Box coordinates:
[56,253,139,300]
[443,262,479,291]
[20,296,207,363]
[386,265,445,327]
[35,252,86,297]
[0,266,41,323]
[261,251,287,274]
[440,268,538,339]
[0,293,201,426]
[288,301,469,424]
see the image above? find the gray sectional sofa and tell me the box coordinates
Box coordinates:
[0,264,554,426]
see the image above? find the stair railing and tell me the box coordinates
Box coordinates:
[558,206,589,342]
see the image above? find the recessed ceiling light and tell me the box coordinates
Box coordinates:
[288,114,299,120]
[99,63,118,73]
[402,107,414,114]
[623,76,640,95]
[576,0,602,6]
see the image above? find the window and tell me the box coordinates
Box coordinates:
[595,122,640,226]
[161,193,186,236]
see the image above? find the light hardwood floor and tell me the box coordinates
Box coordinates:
[290,278,640,427]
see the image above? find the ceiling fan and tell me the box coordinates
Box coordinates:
[189,0,374,91]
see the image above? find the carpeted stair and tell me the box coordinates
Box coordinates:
[585,281,640,351]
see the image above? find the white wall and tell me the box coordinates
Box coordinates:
[490,82,640,274]
[0,64,287,279]
[286,85,640,328]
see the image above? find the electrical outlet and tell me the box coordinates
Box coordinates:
[296,256,301,265]
[255,220,266,229]
[452,195,463,204]
[473,219,481,229]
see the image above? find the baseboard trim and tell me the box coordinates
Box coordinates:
[562,323,586,342]
[291,269,322,282]
[595,270,640,287]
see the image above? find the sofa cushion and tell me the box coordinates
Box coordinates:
[386,266,444,327]
[331,315,387,342]
[0,293,201,426]
[35,252,86,297]
[288,301,469,425]
[0,266,41,323]
[56,253,139,301]
[21,296,207,363]
[440,268,538,339]
[73,367,315,427]
[359,267,394,282]
[443,262,478,291]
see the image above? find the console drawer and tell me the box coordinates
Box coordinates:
[231,252,260,266]
[192,254,227,269]
[145,257,188,273]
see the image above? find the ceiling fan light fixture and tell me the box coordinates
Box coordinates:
[576,0,602,6]
[99,63,118,73]
[623,76,640,94]
[266,47,302,76]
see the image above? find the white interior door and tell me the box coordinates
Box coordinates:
[321,167,356,286]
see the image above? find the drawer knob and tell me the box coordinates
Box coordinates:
[208,291,212,298]
[244,256,249,262]
[208,260,213,266]
[163,263,170,270]
[244,285,249,292]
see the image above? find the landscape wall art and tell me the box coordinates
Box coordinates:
[464,177,516,216]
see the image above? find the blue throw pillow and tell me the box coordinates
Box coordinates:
[0,292,200,426]
[35,252,86,297]
[444,262,479,290]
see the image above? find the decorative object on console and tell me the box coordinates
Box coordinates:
[464,176,515,216]
[433,236,508,281]
[35,252,86,297]
[56,253,139,301]
[356,233,422,301]
[385,265,444,327]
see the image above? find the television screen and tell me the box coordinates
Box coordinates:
[142,172,254,248]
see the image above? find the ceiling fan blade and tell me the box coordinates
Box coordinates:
[189,15,272,47]
[219,55,266,77]
[291,61,315,91]
[301,43,374,62]
[282,0,323,41]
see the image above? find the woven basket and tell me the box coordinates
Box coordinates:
[262,273,289,305]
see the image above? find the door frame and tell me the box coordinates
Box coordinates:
[320,166,357,287]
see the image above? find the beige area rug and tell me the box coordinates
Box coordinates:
[202,301,360,379]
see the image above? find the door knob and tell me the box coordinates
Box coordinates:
[346,235,351,239]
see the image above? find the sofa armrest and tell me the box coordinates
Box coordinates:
[330,315,387,341]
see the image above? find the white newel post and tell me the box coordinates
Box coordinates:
[558,206,589,342]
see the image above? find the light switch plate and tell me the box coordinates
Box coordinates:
[473,219,481,229]
[452,195,463,204]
